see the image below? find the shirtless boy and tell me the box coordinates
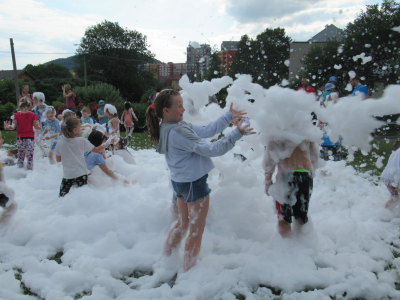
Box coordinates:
[264,140,319,238]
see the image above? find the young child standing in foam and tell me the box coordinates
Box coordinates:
[41,106,61,164]
[146,89,254,272]
[264,139,319,238]
[0,161,17,224]
[4,97,42,170]
[121,102,138,138]
[55,118,117,197]
[105,104,120,137]
[381,140,400,209]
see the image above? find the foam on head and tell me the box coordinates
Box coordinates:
[33,92,45,103]
[105,104,117,116]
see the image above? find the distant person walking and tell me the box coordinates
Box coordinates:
[62,84,76,112]
[349,75,369,100]
[298,78,316,96]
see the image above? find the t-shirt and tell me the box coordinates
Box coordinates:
[84,151,106,171]
[298,86,317,95]
[65,92,76,109]
[54,137,94,179]
[97,108,109,125]
[381,148,400,184]
[320,91,333,103]
[44,119,61,145]
[14,112,38,138]
[352,84,369,99]
[31,104,48,123]
[81,117,94,125]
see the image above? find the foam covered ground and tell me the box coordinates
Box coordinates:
[0,146,400,300]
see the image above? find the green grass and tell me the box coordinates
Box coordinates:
[346,140,395,177]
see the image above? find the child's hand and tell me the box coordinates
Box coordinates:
[229,103,246,119]
[237,119,256,136]
[45,136,51,140]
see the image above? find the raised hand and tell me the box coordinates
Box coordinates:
[229,103,247,119]
[236,118,256,136]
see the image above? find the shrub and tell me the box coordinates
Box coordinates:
[131,103,149,132]
[0,102,17,129]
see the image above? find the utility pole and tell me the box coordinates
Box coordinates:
[10,38,20,103]
[84,54,87,90]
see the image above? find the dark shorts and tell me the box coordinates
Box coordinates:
[172,174,211,203]
[320,145,343,161]
[276,172,313,224]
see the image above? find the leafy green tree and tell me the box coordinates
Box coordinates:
[204,48,225,81]
[0,102,17,129]
[24,63,72,80]
[342,0,400,92]
[229,28,292,88]
[0,78,35,105]
[299,39,345,95]
[74,20,156,101]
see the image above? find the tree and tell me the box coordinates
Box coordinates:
[299,39,345,95]
[229,28,292,88]
[74,20,156,101]
[342,0,400,92]
[204,48,225,81]
[24,63,72,80]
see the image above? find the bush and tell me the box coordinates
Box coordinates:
[74,83,126,111]
[0,102,17,129]
[0,79,36,105]
[131,103,149,132]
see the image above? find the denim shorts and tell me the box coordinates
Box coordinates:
[171,174,211,203]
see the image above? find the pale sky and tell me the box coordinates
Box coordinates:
[0,0,383,70]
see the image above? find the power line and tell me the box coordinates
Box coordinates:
[0,51,76,54]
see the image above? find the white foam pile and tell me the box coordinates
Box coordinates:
[1,75,400,299]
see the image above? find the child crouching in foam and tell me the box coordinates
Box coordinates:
[381,140,400,209]
[41,106,61,164]
[114,137,136,165]
[55,118,118,197]
[85,131,130,186]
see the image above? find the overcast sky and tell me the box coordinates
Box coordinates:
[0,0,383,70]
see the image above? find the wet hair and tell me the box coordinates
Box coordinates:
[61,117,80,138]
[44,106,56,118]
[63,110,75,122]
[75,110,82,118]
[18,97,31,110]
[81,107,90,114]
[145,89,180,144]
[392,140,400,152]
[117,137,128,149]
[124,101,131,111]
[64,84,71,91]
[88,130,107,147]
[33,92,45,103]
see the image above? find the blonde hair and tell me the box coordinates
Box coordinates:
[81,107,90,114]
[63,110,75,122]
[18,96,31,110]
[64,84,71,91]
[145,89,180,144]
[61,117,80,138]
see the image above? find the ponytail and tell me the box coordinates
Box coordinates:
[146,105,161,144]
[145,89,180,145]
[61,117,80,138]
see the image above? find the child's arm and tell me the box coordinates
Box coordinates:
[56,155,61,162]
[111,118,119,134]
[121,111,125,124]
[98,164,118,180]
[191,103,246,138]
[91,135,119,153]
[263,142,277,195]
[33,120,41,131]
[131,109,138,121]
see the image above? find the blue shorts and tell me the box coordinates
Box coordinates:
[50,141,58,151]
[171,174,211,203]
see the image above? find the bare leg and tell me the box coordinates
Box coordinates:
[183,195,210,271]
[164,197,189,256]
[278,219,291,238]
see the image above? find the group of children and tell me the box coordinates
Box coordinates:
[0,91,140,223]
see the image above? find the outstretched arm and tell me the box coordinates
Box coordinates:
[264,142,277,195]
[191,103,247,138]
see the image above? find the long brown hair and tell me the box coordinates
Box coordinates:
[61,117,80,138]
[145,89,180,144]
